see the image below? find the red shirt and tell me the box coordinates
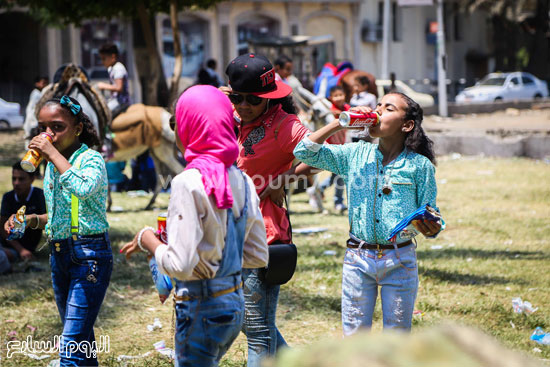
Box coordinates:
[327,102,350,145]
[236,104,310,244]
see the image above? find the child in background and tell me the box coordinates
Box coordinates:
[320,86,350,213]
[5,96,111,365]
[1,162,47,267]
[294,92,443,334]
[97,43,131,116]
[350,76,377,109]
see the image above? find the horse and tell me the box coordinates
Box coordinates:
[33,63,184,211]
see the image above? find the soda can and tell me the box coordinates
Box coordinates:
[21,133,53,172]
[338,111,379,128]
[157,213,167,244]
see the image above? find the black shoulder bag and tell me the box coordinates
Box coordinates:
[260,196,297,285]
[260,117,298,285]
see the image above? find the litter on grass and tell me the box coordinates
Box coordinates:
[531,327,550,345]
[292,227,328,234]
[147,318,162,332]
[512,297,538,314]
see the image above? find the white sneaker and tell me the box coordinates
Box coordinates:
[335,204,347,214]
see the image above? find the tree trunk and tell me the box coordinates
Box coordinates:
[527,0,550,79]
[136,3,169,107]
[169,0,184,105]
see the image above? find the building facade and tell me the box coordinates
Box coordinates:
[1,0,491,108]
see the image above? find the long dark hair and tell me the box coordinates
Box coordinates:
[43,97,100,148]
[391,92,436,165]
[268,95,298,115]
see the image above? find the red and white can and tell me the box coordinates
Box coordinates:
[338,111,379,128]
[157,213,167,244]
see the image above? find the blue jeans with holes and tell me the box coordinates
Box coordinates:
[241,268,287,367]
[341,244,418,336]
[50,233,113,366]
[174,276,244,367]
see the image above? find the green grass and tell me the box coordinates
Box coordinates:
[0,130,549,365]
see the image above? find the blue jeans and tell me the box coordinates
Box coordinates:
[241,268,287,367]
[320,173,345,206]
[174,276,244,367]
[341,244,418,335]
[50,233,113,366]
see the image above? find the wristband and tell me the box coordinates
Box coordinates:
[137,226,156,253]
[30,214,40,230]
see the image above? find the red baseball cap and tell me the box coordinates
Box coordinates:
[225,53,292,99]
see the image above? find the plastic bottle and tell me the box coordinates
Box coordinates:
[148,256,173,304]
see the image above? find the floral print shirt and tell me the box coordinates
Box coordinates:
[294,137,442,244]
[44,144,109,239]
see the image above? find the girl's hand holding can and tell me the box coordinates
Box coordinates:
[28,134,58,162]
[349,105,374,114]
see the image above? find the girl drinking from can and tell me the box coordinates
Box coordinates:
[294,93,444,334]
[5,96,111,366]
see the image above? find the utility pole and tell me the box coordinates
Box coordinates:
[436,0,448,116]
[381,0,391,79]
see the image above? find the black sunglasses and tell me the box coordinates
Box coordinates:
[228,93,264,106]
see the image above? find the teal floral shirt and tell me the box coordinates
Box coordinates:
[44,144,109,239]
[294,137,442,245]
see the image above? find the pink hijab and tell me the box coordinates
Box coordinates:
[175,85,239,209]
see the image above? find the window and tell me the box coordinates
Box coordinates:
[161,17,208,78]
[522,76,534,85]
[453,2,462,41]
[377,1,401,42]
[510,77,520,86]
[392,2,401,42]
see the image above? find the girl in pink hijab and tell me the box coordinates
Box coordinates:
[122,85,268,366]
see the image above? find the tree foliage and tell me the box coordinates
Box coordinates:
[0,0,220,26]
[458,0,549,78]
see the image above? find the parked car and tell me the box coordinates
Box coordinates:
[375,79,435,108]
[455,72,549,103]
[0,97,24,129]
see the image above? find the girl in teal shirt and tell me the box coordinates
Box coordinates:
[294,92,443,334]
[7,96,111,365]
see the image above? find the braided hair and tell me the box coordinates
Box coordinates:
[43,97,100,148]
[390,92,437,165]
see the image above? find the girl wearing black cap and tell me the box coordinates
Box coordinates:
[224,53,314,366]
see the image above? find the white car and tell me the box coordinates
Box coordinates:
[0,97,24,129]
[376,80,435,108]
[455,72,549,103]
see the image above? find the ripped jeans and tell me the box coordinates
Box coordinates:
[241,268,287,367]
[341,244,418,336]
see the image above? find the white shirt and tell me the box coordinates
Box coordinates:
[155,166,268,281]
[350,91,377,108]
[24,88,42,137]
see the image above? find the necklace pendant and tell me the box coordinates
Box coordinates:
[382,185,392,195]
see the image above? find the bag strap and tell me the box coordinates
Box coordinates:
[70,149,89,240]
[283,194,293,243]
